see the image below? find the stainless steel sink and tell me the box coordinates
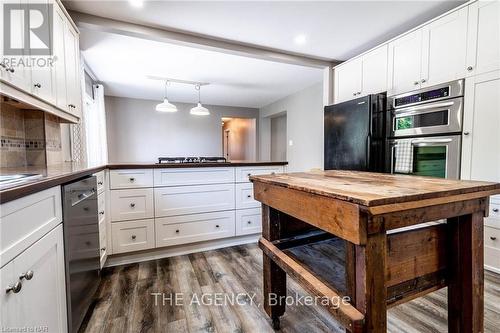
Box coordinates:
[0,173,43,189]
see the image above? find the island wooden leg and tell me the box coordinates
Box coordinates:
[261,205,286,329]
[447,212,485,333]
[355,232,387,333]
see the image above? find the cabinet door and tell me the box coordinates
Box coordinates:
[334,57,362,103]
[53,5,67,110]
[64,24,82,118]
[388,29,423,95]
[466,0,500,77]
[421,7,468,87]
[0,260,18,327]
[0,0,32,91]
[461,70,500,182]
[30,0,56,104]
[361,44,388,95]
[3,225,67,333]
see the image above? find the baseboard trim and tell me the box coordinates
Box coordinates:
[104,234,260,267]
[485,264,500,275]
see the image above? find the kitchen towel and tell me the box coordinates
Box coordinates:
[394,139,414,174]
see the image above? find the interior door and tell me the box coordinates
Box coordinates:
[334,57,362,103]
[421,7,468,87]
[388,29,423,95]
[461,70,500,182]
[324,96,370,170]
[466,0,500,77]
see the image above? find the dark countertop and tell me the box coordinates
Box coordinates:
[0,160,287,204]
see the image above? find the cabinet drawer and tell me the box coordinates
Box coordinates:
[235,183,260,209]
[485,226,500,249]
[111,219,155,254]
[236,208,262,236]
[1,186,62,267]
[235,166,283,183]
[489,199,500,219]
[156,211,235,247]
[109,169,153,189]
[155,184,235,217]
[485,246,500,272]
[154,167,235,186]
[97,192,106,224]
[110,188,154,222]
[94,170,106,194]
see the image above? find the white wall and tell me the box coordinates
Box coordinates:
[105,96,259,163]
[260,82,323,172]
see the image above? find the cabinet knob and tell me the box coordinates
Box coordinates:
[467,66,473,71]
[101,247,106,252]
[413,81,419,85]
[34,83,41,88]
[353,92,357,96]
[19,270,34,281]
[175,229,180,233]
[463,132,470,136]
[0,62,6,69]
[130,203,135,208]
[98,181,103,185]
[6,282,22,294]
[247,173,251,177]
[131,235,136,240]
[491,236,497,241]
[99,210,105,215]
[247,194,252,198]
[129,177,135,182]
[247,221,252,224]
[68,104,75,108]
[8,67,14,73]
[493,208,499,213]
[216,225,220,228]
[421,79,426,83]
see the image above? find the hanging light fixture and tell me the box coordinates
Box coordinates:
[190,84,210,116]
[156,81,177,112]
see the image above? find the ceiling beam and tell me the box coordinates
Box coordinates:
[69,10,338,69]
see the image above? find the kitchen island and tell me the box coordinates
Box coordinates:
[251,170,500,333]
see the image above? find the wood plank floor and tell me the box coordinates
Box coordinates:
[80,243,500,333]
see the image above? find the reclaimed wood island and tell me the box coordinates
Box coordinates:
[250,170,500,333]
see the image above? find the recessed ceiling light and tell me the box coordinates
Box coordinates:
[294,34,307,45]
[129,0,144,8]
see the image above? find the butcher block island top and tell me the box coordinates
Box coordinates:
[250,171,500,333]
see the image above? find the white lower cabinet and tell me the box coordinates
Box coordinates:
[236,208,262,236]
[0,224,67,333]
[235,183,260,209]
[110,188,154,222]
[155,184,235,217]
[485,225,500,274]
[156,211,235,247]
[235,166,284,183]
[111,219,155,254]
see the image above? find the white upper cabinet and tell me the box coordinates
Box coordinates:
[461,70,500,182]
[388,29,423,95]
[466,0,500,77]
[334,45,388,103]
[334,57,362,103]
[421,7,468,87]
[361,44,388,95]
[64,24,82,118]
[53,5,68,110]
[0,0,32,92]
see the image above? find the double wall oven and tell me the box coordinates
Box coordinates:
[386,80,464,179]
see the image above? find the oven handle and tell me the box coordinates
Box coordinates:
[393,101,455,115]
[410,138,453,144]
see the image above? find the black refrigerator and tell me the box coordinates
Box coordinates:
[324,93,388,172]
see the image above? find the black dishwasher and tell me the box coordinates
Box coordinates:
[62,176,100,333]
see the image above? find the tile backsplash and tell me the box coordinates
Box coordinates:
[0,104,63,168]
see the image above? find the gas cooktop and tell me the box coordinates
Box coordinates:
[157,157,227,164]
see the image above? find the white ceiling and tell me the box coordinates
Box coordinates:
[65,0,465,60]
[79,30,323,108]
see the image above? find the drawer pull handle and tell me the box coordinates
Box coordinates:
[130,203,136,208]
[34,83,41,88]
[131,235,136,240]
[247,195,252,198]
[6,282,22,294]
[85,241,91,246]
[247,221,252,224]
[101,247,106,252]
[98,181,103,185]
[491,237,497,241]
[247,173,251,177]
[83,207,89,211]
[175,230,180,233]
[99,210,105,215]
[129,177,135,182]
[19,270,34,281]
[216,225,220,228]
[493,208,499,213]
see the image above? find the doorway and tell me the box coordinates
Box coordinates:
[222,117,257,161]
[271,113,287,161]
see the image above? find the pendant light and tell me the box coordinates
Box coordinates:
[156,81,177,112]
[190,84,210,116]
